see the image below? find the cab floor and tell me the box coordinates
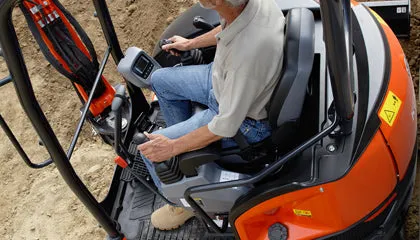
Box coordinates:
[116,151,234,240]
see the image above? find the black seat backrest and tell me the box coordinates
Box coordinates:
[268,8,315,148]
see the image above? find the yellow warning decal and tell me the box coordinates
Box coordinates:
[293,209,312,217]
[379,91,402,127]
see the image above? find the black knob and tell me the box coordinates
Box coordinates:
[159,39,184,56]
[193,16,214,31]
[133,132,149,145]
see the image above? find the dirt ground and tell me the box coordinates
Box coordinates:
[0,0,418,239]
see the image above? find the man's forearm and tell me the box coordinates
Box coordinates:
[190,25,222,49]
[172,125,223,155]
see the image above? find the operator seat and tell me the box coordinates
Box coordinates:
[268,7,315,150]
[158,8,316,180]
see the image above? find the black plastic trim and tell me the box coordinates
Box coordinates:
[351,10,369,160]
[352,5,392,161]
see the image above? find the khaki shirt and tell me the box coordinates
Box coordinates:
[208,0,285,137]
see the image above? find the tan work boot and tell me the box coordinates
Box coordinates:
[151,204,195,230]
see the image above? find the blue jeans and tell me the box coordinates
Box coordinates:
[142,63,271,190]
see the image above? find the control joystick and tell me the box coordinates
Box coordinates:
[193,16,214,31]
[159,39,205,66]
[132,132,149,145]
[133,132,184,184]
[158,39,184,56]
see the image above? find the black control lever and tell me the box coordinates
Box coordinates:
[159,39,205,66]
[132,132,149,145]
[159,39,185,57]
[132,132,173,178]
[111,85,130,159]
[193,16,214,31]
[128,132,176,205]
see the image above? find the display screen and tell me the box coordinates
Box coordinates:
[135,56,150,73]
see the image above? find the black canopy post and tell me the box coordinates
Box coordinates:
[91,0,124,64]
[319,0,355,134]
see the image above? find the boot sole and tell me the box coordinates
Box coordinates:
[154,216,195,231]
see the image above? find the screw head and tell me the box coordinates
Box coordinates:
[327,144,337,152]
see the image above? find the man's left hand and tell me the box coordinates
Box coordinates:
[138,133,176,163]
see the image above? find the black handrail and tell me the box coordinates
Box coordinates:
[0,0,121,237]
[184,115,339,233]
[0,75,12,87]
[0,114,53,168]
[66,46,111,160]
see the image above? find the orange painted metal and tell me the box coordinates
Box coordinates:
[73,76,115,116]
[21,0,115,117]
[372,11,417,179]
[235,132,398,240]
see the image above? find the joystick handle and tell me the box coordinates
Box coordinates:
[133,132,167,170]
[193,16,214,31]
[159,39,184,56]
[133,132,149,145]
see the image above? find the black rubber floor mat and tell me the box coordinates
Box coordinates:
[117,180,234,240]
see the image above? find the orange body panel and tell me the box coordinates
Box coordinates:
[22,1,115,116]
[373,12,417,179]
[235,133,397,240]
[74,76,115,117]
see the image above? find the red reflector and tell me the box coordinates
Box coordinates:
[114,156,128,168]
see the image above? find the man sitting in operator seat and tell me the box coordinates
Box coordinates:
[138,0,285,230]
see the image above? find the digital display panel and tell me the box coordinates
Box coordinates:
[135,56,150,73]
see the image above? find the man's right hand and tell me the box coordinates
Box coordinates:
[162,36,193,56]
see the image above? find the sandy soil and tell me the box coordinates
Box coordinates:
[0,0,418,239]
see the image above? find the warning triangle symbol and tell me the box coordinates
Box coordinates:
[384,110,395,123]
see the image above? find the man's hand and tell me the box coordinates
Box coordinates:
[162,36,193,56]
[138,133,176,163]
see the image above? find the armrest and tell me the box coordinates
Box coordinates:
[179,144,221,177]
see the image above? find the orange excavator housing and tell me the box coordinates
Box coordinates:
[234,9,416,240]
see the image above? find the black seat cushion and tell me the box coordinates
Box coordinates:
[268,8,315,148]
